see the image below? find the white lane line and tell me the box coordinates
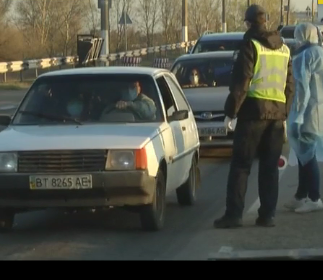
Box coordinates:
[246,167,288,214]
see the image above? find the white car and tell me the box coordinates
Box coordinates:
[0,67,200,232]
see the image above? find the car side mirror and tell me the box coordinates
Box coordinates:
[0,115,11,126]
[168,110,189,122]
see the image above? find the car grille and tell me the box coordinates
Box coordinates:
[194,111,225,122]
[18,150,107,173]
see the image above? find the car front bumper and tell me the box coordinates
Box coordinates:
[196,122,234,148]
[0,171,156,209]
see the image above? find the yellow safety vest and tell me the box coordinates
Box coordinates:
[248,39,290,103]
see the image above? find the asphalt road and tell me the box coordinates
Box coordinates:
[0,89,323,260]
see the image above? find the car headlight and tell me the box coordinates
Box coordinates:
[106,150,135,170]
[0,153,17,172]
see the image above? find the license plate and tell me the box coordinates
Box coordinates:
[198,127,227,137]
[29,175,92,190]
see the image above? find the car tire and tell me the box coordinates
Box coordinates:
[139,170,166,231]
[176,157,198,206]
[0,211,15,232]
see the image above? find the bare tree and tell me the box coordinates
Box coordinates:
[110,0,133,51]
[85,0,100,34]
[0,0,11,20]
[14,0,55,57]
[226,0,245,32]
[188,0,220,38]
[159,0,181,44]
[51,0,89,56]
[136,0,159,47]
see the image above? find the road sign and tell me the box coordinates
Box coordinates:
[119,12,132,25]
[319,0,323,5]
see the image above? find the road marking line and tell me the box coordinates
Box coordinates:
[246,167,288,214]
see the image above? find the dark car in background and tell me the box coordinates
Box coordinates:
[190,31,296,56]
[279,24,323,46]
[189,32,244,54]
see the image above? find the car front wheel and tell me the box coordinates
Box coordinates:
[176,157,198,206]
[139,170,166,231]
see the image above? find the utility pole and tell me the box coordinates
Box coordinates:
[222,0,226,33]
[247,0,250,7]
[182,0,188,52]
[100,0,109,66]
[280,0,284,26]
[312,0,315,23]
[286,0,290,25]
[124,8,127,51]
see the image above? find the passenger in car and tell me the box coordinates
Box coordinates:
[182,68,208,88]
[101,81,157,121]
[66,95,84,119]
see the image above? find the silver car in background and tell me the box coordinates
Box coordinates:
[171,51,236,148]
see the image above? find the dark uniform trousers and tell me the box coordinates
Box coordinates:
[225,119,284,220]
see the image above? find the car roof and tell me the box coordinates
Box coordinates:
[174,51,235,62]
[39,66,168,78]
[198,32,244,42]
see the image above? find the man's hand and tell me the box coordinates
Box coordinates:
[224,116,233,130]
[116,101,129,109]
[283,121,287,143]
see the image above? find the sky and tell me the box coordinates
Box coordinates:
[293,0,317,12]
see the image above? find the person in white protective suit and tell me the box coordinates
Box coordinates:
[285,22,323,213]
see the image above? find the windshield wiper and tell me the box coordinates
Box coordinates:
[17,110,82,125]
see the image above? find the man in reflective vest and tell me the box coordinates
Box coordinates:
[214,4,294,228]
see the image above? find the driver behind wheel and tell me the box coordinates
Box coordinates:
[114,81,157,121]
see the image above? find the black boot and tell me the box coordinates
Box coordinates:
[213,215,242,229]
[255,217,275,227]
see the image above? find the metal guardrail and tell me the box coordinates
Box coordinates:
[0,40,196,82]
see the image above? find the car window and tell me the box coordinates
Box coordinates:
[164,75,190,111]
[12,74,163,125]
[171,57,233,88]
[156,76,178,118]
[192,40,242,53]
[280,29,294,39]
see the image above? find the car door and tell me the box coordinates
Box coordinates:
[155,75,186,190]
[164,73,198,185]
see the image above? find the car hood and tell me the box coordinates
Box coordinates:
[0,123,164,151]
[183,87,229,112]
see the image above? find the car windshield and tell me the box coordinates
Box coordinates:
[12,74,163,125]
[171,57,234,88]
[192,40,242,53]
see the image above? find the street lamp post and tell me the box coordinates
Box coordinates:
[182,0,188,52]
[222,0,226,33]
[280,0,284,26]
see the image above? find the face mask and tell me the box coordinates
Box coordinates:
[190,75,199,85]
[67,102,83,117]
[122,88,137,101]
